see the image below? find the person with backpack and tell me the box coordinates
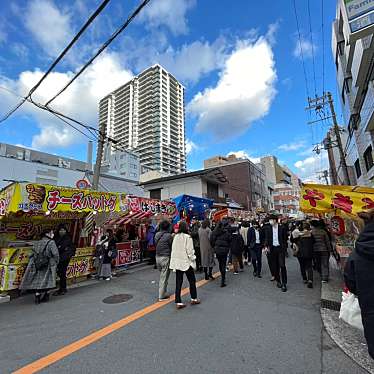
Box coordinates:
[155,220,173,301]
[20,229,59,304]
[53,224,76,296]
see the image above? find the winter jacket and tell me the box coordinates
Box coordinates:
[311,228,332,253]
[190,224,200,249]
[169,233,196,272]
[155,230,173,257]
[344,221,374,359]
[199,227,215,267]
[20,237,59,291]
[230,232,244,256]
[54,234,76,261]
[103,237,117,264]
[292,229,314,258]
[210,225,232,256]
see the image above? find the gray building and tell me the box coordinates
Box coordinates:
[0,142,144,195]
[331,0,374,186]
[99,64,186,176]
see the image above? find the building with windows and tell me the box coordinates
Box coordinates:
[273,183,302,218]
[0,142,144,195]
[101,148,140,181]
[99,64,186,176]
[331,0,374,186]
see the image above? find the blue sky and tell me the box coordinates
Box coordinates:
[0,0,338,181]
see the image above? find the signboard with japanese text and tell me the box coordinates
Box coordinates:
[0,264,26,291]
[300,184,374,216]
[343,0,374,33]
[115,240,141,267]
[126,196,177,217]
[0,183,127,216]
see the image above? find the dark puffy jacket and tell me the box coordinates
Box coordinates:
[155,231,173,257]
[293,229,314,258]
[210,225,231,256]
[230,232,244,256]
[344,221,374,359]
[311,228,332,253]
[54,234,76,261]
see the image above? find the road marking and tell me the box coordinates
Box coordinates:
[13,271,221,374]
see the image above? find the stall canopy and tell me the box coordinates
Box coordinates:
[300,183,374,216]
[172,195,213,222]
[105,196,177,226]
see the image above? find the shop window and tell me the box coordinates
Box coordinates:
[150,189,161,200]
[364,145,374,172]
[354,159,362,178]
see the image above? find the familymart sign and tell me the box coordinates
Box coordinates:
[344,0,374,33]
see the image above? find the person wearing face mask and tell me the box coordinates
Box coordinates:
[53,224,76,296]
[248,221,264,278]
[20,229,59,304]
[264,214,288,292]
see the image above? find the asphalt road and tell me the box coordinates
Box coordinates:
[0,256,367,374]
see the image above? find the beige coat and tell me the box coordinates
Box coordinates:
[169,233,196,272]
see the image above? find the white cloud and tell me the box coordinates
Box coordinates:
[186,139,199,155]
[189,35,277,140]
[11,43,29,60]
[24,0,73,57]
[227,151,261,164]
[0,52,133,150]
[138,0,196,35]
[293,37,317,59]
[158,38,228,83]
[277,140,306,152]
[294,151,328,182]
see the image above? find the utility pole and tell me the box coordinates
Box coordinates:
[92,131,105,190]
[327,91,351,185]
[323,131,338,185]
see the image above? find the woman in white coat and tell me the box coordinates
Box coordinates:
[170,221,201,309]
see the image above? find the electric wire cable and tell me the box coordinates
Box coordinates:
[45,0,152,107]
[321,0,325,95]
[0,0,111,123]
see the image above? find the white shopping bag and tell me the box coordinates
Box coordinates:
[339,291,364,331]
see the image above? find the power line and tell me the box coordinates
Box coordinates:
[0,0,111,123]
[321,0,325,95]
[307,0,317,96]
[45,0,152,107]
[292,0,310,99]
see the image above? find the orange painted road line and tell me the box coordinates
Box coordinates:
[13,271,221,374]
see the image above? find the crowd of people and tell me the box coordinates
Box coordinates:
[153,213,339,309]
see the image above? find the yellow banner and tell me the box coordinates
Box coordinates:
[300,184,374,216]
[1,183,128,215]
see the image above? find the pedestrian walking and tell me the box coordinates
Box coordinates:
[198,219,215,280]
[240,221,250,265]
[261,219,276,281]
[264,214,288,292]
[344,209,374,359]
[20,229,59,304]
[191,220,202,272]
[169,221,200,309]
[311,220,332,283]
[155,220,173,301]
[230,225,244,274]
[248,221,264,278]
[53,224,76,296]
[292,222,314,288]
[99,229,117,280]
[210,219,232,287]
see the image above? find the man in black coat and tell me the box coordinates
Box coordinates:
[248,221,265,278]
[264,214,288,292]
[211,218,232,287]
[344,210,374,359]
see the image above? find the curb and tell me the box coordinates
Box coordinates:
[320,267,373,373]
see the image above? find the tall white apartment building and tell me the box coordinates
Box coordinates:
[99,64,187,175]
[331,0,374,186]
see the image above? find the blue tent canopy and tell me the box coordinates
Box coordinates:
[172,194,214,223]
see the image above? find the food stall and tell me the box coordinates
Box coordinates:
[0,182,131,293]
[103,196,178,268]
[300,183,372,266]
[172,195,213,224]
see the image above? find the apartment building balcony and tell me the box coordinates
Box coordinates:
[363,82,374,132]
